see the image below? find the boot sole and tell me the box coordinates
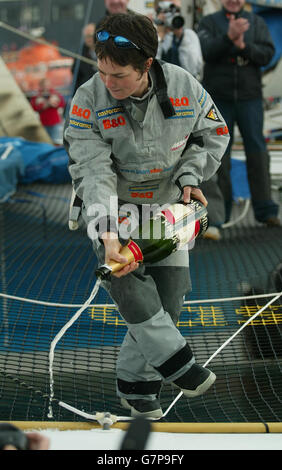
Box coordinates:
[175,371,216,398]
[120,398,163,419]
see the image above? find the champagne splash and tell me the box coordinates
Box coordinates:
[48,278,101,418]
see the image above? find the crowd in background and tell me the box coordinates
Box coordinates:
[33,0,279,231]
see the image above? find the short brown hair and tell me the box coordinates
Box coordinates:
[94,13,158,72]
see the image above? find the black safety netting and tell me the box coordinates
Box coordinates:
[0,183,281,423]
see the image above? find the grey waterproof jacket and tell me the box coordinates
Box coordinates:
[64,60,229,233]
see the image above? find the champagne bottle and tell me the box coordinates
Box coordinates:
[95,199,208,280]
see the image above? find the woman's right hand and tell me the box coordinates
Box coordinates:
[101,232,139,278]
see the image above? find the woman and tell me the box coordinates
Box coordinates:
[64,13,229,418]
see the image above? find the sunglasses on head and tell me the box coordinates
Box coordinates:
[96,30,147,56]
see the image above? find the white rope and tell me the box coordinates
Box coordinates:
[0,291,111,308]
[222,199,251,229]
[58,401,134,423]
[47,279,101,419]
[0,290,280,307]
[162,291,282,418]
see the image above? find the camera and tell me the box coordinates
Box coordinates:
[0,423,29,450]
[154,2,184,29]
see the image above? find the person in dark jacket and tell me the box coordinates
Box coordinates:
[198,0,280,226]
[72,23,98,94]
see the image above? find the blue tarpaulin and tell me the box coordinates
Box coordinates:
[250,3,282,69]
[0,137,71,201]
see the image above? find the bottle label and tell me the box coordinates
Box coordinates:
[161,202,207,247]
[194,220,200,238]
[127,240,144,262]
[161,209,176,225]
[162,203,199,224]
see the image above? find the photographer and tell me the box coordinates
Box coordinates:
[155,3,203,80]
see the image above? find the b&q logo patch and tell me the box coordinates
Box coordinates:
[216,125,229,136]
[170,96,189,107]
[71,104,91,119]
[102,116,126,129]
[131,191,153,199]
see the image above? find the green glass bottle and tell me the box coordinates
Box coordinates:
[95,199,208,280]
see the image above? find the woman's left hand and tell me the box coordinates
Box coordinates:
[182,186,208,207]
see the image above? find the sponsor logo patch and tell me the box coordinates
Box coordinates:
[69,118,93,129]
[131,191,153,199]
[198,89,207,108]
[71,105,91,119]
[129,184,158,198]
[167,109,194,119]
[170,96,189,107]
[216,125,229,135]
[129,184,159,191]
[102,116,126,129]
[96,106,124,119]
[205,105,221,122]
